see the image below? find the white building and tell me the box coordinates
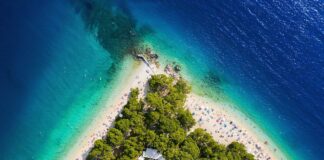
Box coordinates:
[138,148,165,160]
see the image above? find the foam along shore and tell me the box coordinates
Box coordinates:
[65,57,285,160]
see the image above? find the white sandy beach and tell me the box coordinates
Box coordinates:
[64,60,153,160]
[64,59,285,160]
[186,94,285,160]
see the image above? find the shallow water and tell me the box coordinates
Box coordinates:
[0,1,116,159]
[0,0,323,160]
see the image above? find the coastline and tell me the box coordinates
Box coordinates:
[65,57,286,160]
[64,58,154,160]
[144,44,287,159]
[187,94,285,160]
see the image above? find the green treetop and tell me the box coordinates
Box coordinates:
[86,74,254,160]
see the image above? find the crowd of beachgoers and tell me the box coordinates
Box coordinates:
[186,95,277,160]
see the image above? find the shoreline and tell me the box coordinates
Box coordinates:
[64,58,286,160]
[187,94,285,160]
[64,59,154,160]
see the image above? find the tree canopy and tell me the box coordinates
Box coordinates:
[87,74,254,160]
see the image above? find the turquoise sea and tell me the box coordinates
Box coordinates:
[0,1,125,159]
[0,0,323,159]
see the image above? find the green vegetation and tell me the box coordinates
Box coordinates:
[87,74,254,160]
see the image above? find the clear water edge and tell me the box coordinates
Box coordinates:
[38,56,138,160]
[2,1,318,159]
[142,35,292,160]
[43,6,293,160]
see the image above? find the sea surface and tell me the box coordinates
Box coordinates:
[0,0,323,160]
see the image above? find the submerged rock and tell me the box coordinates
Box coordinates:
[174,65,181,72]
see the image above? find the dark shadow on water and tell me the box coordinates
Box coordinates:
[70,0,154,62]
[197,70,227,100]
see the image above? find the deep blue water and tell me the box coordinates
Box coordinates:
[0,0,323,159]
[127,0,324,159]
[0,1,61,157]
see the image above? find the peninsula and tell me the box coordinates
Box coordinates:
[65,47,285,160]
